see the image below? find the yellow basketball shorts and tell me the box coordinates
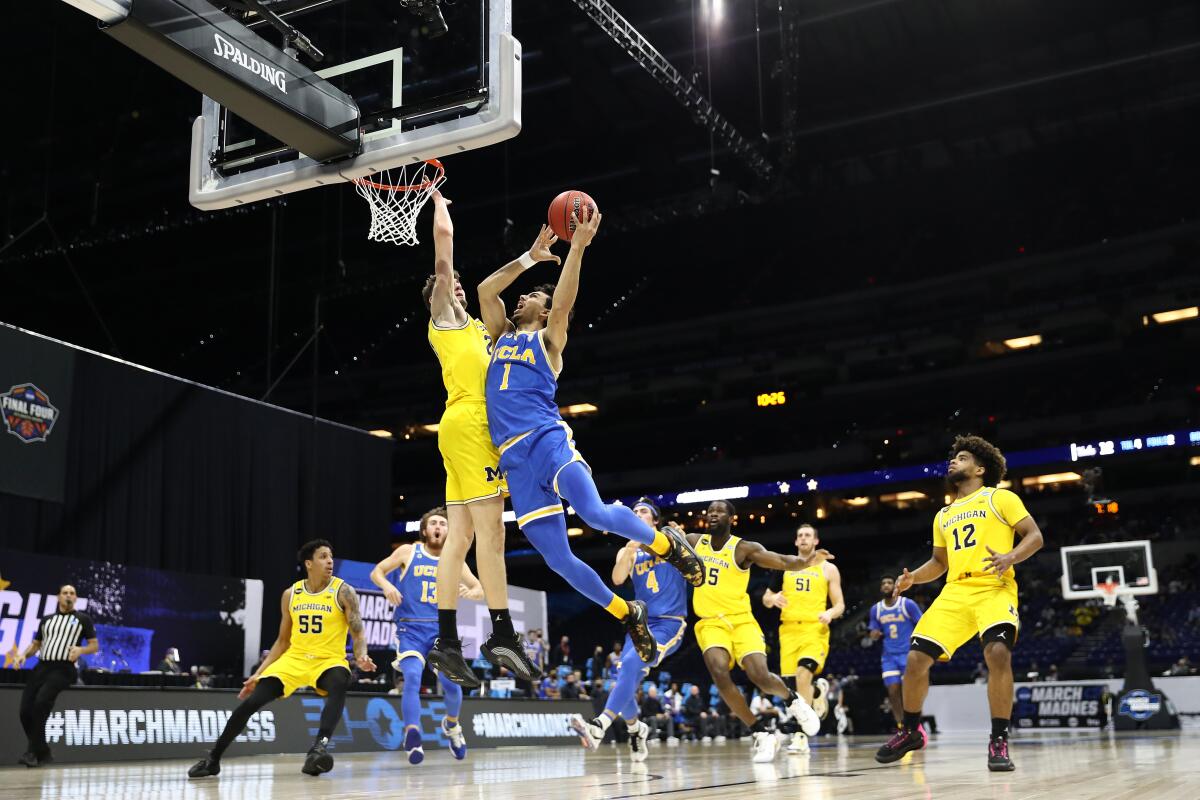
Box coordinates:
[779,621,829,676]
[911,578,1020,660]
[695,613,767,669]
[438,402,506,505]
[259,651,350,697]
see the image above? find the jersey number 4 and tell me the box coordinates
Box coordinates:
[298,614,323,634]
[646,570,660,594]
[950,523,977,551]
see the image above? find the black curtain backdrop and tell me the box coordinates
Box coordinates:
[0,327,392,647]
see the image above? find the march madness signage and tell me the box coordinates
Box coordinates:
[1014,683,1107,729]
[0,686,590,764]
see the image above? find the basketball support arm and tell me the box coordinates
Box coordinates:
[568,0,775,182]
[57,0,361,162]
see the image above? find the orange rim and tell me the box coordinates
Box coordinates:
[354,159,445,191]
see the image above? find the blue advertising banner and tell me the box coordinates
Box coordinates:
[0,549,263,675]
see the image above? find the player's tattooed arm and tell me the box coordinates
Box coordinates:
[339,583,376,671]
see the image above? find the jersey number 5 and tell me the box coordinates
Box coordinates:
[950,523,977,551]
[298,614,323,634]
[706,567,720,586]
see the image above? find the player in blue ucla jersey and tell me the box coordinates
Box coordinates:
[370,508,485,765]
[570,499,689,762]
[869,574,923,729]
[476,212,703,666]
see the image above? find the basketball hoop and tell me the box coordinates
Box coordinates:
[353,160,446,246]
[1097,579,1120,608]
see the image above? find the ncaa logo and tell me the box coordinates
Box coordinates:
[1118,690,1162,721]
[1,383,59,443]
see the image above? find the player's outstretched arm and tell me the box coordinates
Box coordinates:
[339,583,376,672]
[612,540,639,585]
[429,191,467,328]
[737,539,835,571]
[370,544,411,606]
[892,547,949,599]
[545,210,601,356]
[478,225,560,341]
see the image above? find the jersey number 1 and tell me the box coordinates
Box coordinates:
[499,363,512,390]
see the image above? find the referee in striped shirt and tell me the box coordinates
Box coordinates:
[12,584,98,767]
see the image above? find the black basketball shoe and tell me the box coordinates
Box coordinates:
[427,637,483,688]
[660,524,705,587]
[988,735,1015,771]
[624,600,658,663]
[874,723,927,764]
[482,632,542,681]
[187,752,221,778]
[302,738,334,776]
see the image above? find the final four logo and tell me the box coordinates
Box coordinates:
[1,384,59,443]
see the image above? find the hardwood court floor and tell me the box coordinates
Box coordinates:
[0,730,1193,800]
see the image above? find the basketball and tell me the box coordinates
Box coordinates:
[548,190,598,241]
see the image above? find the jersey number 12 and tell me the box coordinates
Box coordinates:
[950,523,977,551]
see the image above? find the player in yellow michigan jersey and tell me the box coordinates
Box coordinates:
[422,191,547,687]
[875,435,1044,772]
[189,539,376,779]
[762,523,844,754]
[684,500,827,764]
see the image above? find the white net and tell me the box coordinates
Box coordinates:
[353,160,446,246]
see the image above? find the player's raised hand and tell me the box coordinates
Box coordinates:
[569,210,602,248]
[238,674,260,700]
[383,585,402,606]
[983,545,1016,575]
[530,224,561,264]
[892,568,914,599]
[763,592,788,610]
[431,188,452,207]
[356,653,377,672]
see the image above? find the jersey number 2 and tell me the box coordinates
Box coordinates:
[298,614,323,634]
[950,523,977,551]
